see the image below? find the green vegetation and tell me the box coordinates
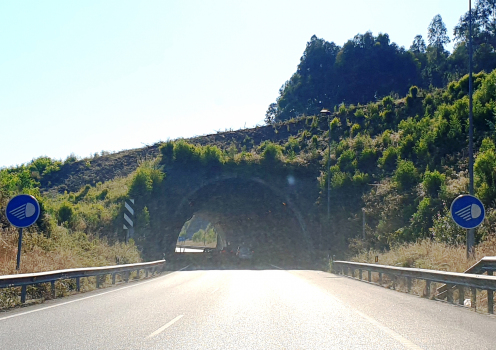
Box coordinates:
[0,162,140,279]
[267,2,496,123]
[3,1,496,274]
[191,225,217,245]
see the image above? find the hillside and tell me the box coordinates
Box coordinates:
[4,69,496,258]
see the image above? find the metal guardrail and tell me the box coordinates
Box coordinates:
[332,260,496,314]
[437,256,496,299]
[0,260,166,304]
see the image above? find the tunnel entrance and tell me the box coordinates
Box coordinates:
[169,177,312,268]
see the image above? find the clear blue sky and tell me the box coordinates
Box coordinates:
[0,0,469,168]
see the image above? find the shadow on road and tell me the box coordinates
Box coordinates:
[165,252,330,271]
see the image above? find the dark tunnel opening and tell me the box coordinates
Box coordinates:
[170,177,314,269]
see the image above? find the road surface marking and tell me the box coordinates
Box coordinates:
[270,264,283,270]
[324,292,423,350]
[353,308,423,350]
[0,272,174,322]
[178,264,190,271]
[147,315,184,338]
[211,287,219,294]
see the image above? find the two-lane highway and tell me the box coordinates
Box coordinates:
[1,268,495,349]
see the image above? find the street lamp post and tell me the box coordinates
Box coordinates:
[320,109,332,222]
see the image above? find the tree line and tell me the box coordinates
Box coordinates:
[266,0,496,123]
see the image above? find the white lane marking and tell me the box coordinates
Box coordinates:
[354,309,423,350]
[211,287,219,294]
[147,315,184,338]
[270,264,283,270]
[0,272,176,322]
[324,292,423,350]
[178,264,190,271]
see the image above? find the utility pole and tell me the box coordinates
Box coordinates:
[467,0,475,258]
[362,208,366,240]
[320,109,332,222]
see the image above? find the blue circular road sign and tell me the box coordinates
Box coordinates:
[450,194,485,229]
[5,194,41,228]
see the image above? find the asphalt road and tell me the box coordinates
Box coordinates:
[1,267,495,349]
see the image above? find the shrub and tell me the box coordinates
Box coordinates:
[57,202,73,224]
[337,149,356,173]
[378,147,398,172]
[128,163,164,197]
[393,160,419,191]
[330,117,341,130]
[284,136,301,155]
[475,145,496,204]
[422,170,445,197]
[159,141,174,165]
[382,96,394,110]
[96,189,108,201]
[331,170,352,189]
[173,140,202,168]
[357,148,378,172]
[201,145,224,169]
[64,153,78,164]
[409,86,419,99]
[380,130,392,147]
[29,157,61,176]
[354,109,365,119]
[350,123,360,137]
[260,142,283,165]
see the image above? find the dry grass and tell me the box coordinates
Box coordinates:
[348,237,496,313]
[352,236,496,272]
[0,226,141,309]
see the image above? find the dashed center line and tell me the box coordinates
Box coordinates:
[147,315,184,338]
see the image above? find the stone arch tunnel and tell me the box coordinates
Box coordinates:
[128,165,323,261]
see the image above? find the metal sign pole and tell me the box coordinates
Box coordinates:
[16,228,23,270]
[6,194,41,271]
[467,0,475,258]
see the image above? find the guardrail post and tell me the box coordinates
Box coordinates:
[146,269,149,278]
[488,271,494,314]
[367,270,371,282]
[96,275,100,289]
[458,286,465,305]
[136,269,140,279]
[345,266,348,276]
[21,285,27,303]
[76,277,80,292]
[125,271,130,283]
[407,277,412,293]
[51,281,56,298]
[112,273,116,285]
[488,289,494,314]
[359,269,362,280]
[424,280,431,298]
[378,272,382,286]
[446,284,453,303]
[471,287,477,311]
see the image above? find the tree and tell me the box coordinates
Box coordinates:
[410,35,426,53]
[428,15,450,50]
[265,103,278,124]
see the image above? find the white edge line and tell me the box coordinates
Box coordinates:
[147,315,184,338]
[270,264,283,270]
[325,292,423,350]
[178,264,190,271]
[353,308,423,350]
[0,271,175,322]
[211,287,219,294]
